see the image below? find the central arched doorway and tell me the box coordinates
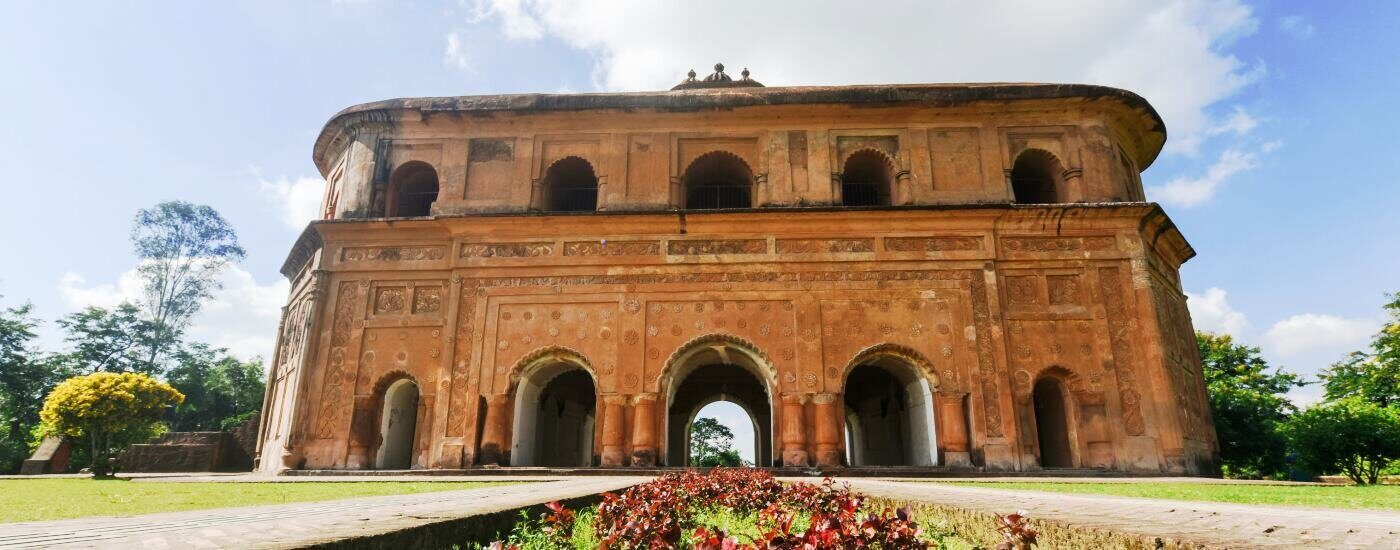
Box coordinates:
[1033,377,1073,468]
[663,336,774,466]
[510,352,597,467]
[375,378,419,469]
[842,347,937,466]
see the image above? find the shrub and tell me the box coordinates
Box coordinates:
[1281,398,1400,485]
[39,372,183,478]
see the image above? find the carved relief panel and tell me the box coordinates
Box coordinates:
[489,302,621,394]
[818,295,959,391]
[642,299,795,392]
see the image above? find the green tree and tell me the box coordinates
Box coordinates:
[165,343,265,431]
[1281,398,1400,485]
[0,299,70,472]
[1197,331,1305,478]
[1320,292,1400,407]
[689,417,744,467]
[39,372,184,478]
[130,201,246,372]
[54,303,160,375]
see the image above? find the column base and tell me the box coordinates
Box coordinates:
[600,447,626,467]
[941,451,972,468]
[782,449,809,467]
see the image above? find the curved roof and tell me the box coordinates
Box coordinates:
[313,82,1166,175]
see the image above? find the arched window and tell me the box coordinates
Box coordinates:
[840,149,895,207]
[542,156,598,212]
[1032,377,1073,468]
[1010,149,1064,204]
[386,161,439,217]
[683,151,753,210]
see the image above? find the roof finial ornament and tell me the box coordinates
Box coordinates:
[670,63,764,90]
[740,68,751,81]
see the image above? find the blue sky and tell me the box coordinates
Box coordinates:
[2,2,1397,458]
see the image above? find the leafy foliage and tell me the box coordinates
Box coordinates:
[54,303,161,375]
[40,372,184,477]
[690,416,744,467]
[1320,292,1400,407]
[1196,331,1304,478]
[1281,398,1400,485]
[165,343,264,431]
[0,300,66,470]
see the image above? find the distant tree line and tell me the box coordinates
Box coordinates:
[0,201,265,474]
[1201,292,1400,484]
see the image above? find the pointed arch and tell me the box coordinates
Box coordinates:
[659,332,777,393]
[682,151,755,209]
[385,161,439,217]
[1010,148,1064,204]
[840,148,897,207]
[369,370,420,469]
[541,156,599,212]
[841,343,939,466]
[660,332,777,467]
[507,346,597,467]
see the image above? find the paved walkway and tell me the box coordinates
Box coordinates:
[0,475,647,549]
[839,478,1400,549]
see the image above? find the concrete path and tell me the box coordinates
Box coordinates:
[839,478,1400,549]
[0,475,647,549]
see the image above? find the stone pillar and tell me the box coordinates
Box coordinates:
[629,393,658,466]
[895,170,914,205]
[477,394,511,466]
[811,393,843,467]
[596,175,610,211]
[780,394,809,467]
[668,176,683,209]
[936,392,972,468]
[529,178,546,210]
[600,395,627,467]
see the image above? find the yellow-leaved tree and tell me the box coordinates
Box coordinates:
[40,372,183,478]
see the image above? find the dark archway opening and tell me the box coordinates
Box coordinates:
[1033,377,1073,468]
[543,157,598,212]
[843,362,936,466]
[513,366,596,467]
[684,151,753,209]
[667,363,772,466]
[1010,149,1063,204]
[841,150,895,206]
[387,161,440,217]
[375,379,419,469]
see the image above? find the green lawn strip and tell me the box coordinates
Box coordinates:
[928,481,1400,511]
[0,479,518,523]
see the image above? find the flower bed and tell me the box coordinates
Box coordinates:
[478,469,1030,549]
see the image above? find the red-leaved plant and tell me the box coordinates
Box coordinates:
[994,511,1038,549]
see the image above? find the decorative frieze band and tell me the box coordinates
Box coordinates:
[341,246,446,262]
[884,236,984,252]
[460,242,554,258]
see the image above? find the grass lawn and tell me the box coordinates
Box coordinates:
[932,481,1400,511]
[0,479,518,523]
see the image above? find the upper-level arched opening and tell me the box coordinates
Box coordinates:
[542,156,599,212]
[840,149,896,207]
[683,151,753,210]
[386,161,439,217]
[1010,149,1064,204]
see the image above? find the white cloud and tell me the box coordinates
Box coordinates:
[1278,15,1315,39]
[445,31,473,70]
[1147,147,1259,206]
[1263,314,1377,360]
[58,266,289,365]
[1209,106,1259,136]
[258,175,324,230]
[468,0,1261,156]
[1186,287,1249,335]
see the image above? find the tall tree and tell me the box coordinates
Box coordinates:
[54,304,160,375]
[689,417,744,467]
[1320,292,1400,407]
[1197,331,1305,478]
[130,201,246,372]
[165,343,265,431]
